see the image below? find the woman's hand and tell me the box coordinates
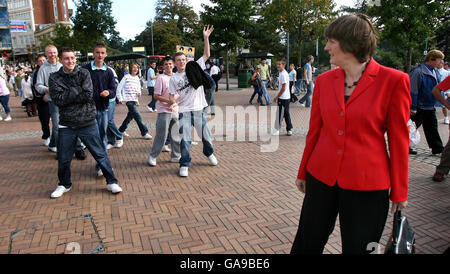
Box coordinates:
[391,201,408,213]
[295,179,306,194]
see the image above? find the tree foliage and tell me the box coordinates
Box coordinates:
[39,23,77,52]
[72,0,118,54]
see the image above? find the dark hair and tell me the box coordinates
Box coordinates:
[37,54,46,60]
[174,52,186,59]
[277,58,286,64]
[93,41,107,51]
[60,47,75,57]
[306,55,314,62]
[162,56,173,64]
[325,13,378,63]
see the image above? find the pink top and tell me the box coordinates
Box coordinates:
[155,73,179,113]
[0,77,10,96]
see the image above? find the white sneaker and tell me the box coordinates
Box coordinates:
[0,116,2,121]
[44,138,50,147]
[4,116,12,121]
[148,156,157,166]
[121,131,130,137]
[179,166,189,177]
[287,130,293,136]
[48,146,57,153]
[143,133,152,140]
[50,186,71,199]
[208,154,218,166]
[272,130,280,136]
[146,106,154,112]
[97,169,103,177]
[445,117,449,125]
[114,139,124,148]
[106,184,123,194]
[106,144,114,150]
[162,145,171,152]
[170,157,181,163]
[191,141,198,145]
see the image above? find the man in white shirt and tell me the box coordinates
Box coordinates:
[210,61,220,92]
[169,25,218,177]
[273,58,293,136]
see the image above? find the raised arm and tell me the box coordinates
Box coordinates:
[202,25,214,61]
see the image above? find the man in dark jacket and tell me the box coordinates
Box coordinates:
[48,47,122,199]
[410,49,445,155]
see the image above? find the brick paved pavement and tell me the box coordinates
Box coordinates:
[0,78,448,254]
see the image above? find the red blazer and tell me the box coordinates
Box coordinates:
[297,58,411,202]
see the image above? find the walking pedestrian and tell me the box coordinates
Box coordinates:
[0,68,12,121]
[410,49,445,155]
[257,59,271,105]
[272,58,293,136]
[248,67,264,105]
[105,66,124,150]
[291,14,410,254]
[21,72,37,117]
[289,63,298,103]
[33,55,51,146]
[49,47,123,198]
[117,63,152,140]
[210,61,220,92]
[299,55,315,107]
[146,61,159,112]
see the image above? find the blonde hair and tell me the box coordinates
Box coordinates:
[425,50,445,62]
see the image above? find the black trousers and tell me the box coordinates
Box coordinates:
[275,99,293,131]
[411,109,444,153]
[291,173,389,254]
[36,98,51,140]
[212,75,220,92]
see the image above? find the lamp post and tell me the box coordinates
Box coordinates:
[150,19,154,55]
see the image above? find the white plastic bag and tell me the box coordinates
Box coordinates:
[408,119,420,147]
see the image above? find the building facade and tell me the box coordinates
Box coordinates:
[0,0,13,54]
[6,0,71,56]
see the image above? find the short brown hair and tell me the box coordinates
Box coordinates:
[325,13,378,63]
[60,47,74,57]
[425,50,445,62]
[277,58,286,65]
[93,41,107,51]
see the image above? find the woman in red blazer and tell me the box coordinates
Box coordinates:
[291,14,411,254]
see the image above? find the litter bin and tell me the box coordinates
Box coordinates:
[238,69,252,88]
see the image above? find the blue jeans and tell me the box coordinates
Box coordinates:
[147,87,157,110]
[261,80,271,104]
[0,95,10,114]
[299,81,314,107]
[295,80,303,94]
[119,101,148,136]
[49,101,84,151]
[107,99,123,145]
[95,109,109,171]
[179,111,214,167]
[58,123,118,188]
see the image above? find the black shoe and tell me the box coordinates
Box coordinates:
[75,150,87,160]
[211,113,215,116]
[55,152,58,160]
[432,148,443,155]
[249,100,253,104]
[409,148,417,155]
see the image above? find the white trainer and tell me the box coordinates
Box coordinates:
[106,184,123,194]
[445,117,449,125]
[179,166,189,177]
[272,130,280,136]
[208,154,218,166]
[143,133,152,140]
[162,145,171,152]
[121,131,130,137]
[170,157,181,163]
[97,169,103,177]
[287,130,293,136]
[48,146,57,153]
[4,116,12,121]
[0,116,2,121]
[114,139,123,148]
[191,141,198,145]
[44,138,50,147]
[50,186,71,199]
[106,144,114,150]
[148,156,157,166]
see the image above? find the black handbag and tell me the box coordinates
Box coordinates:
[385,211,416,254]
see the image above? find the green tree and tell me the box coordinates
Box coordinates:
[368,0,446,72]
[263,0,337,66]
[134,19,182,55]
[72,0,118,55]
[201,0,253,90]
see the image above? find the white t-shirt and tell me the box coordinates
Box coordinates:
[278,70,290,100]
[169,57,208,113]
[210,65,220,76]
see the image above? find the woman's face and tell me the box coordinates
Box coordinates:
[325,38,352,67]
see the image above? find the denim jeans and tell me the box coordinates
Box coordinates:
[275,98,293,131]
[0,95,10,114]
[147,87,157,110]
[261,80,271,104]
[150,112,181,159]
[295,79,303,94]
[107,99,123,145]
[48,101,59,148]
[299,81,314,107]
[119,101,148,136]
[179,111,214,167]
[58,123,118,188]
[95,108,109,172]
